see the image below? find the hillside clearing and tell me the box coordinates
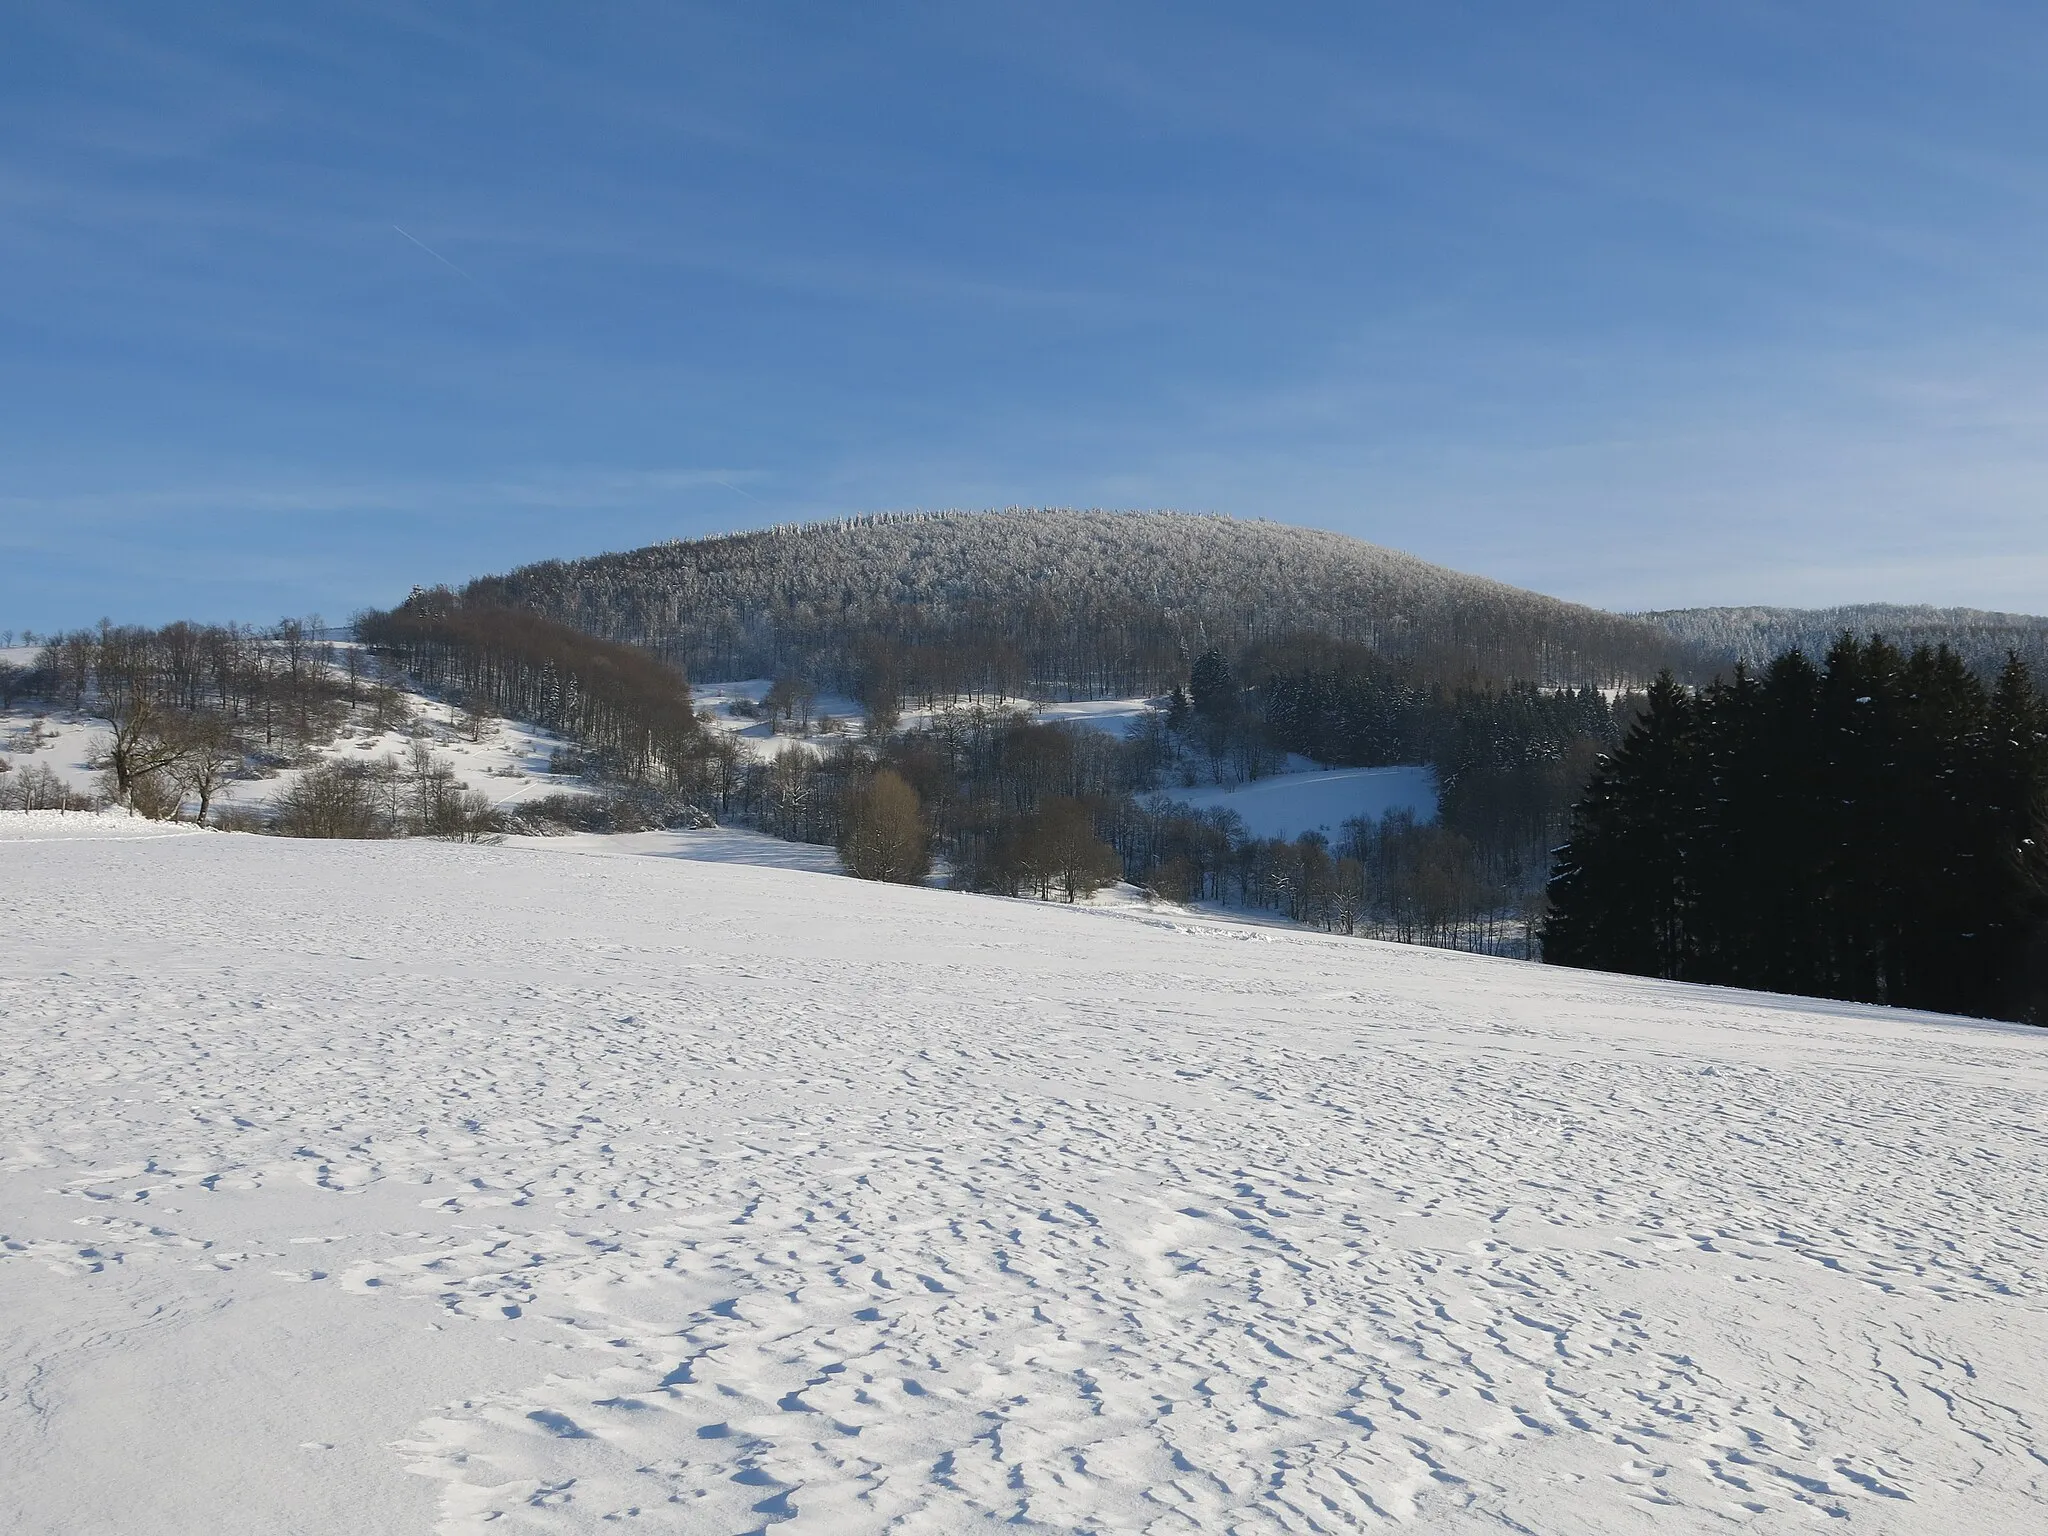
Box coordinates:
[1151,764,1439,840]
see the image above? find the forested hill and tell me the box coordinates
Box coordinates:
[457,509,1686,695]
[1640,604,2048,679]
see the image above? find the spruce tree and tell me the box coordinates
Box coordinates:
[1985,654,2048,1020]
[1189,649,1233,719]
[1542,672,1703,977]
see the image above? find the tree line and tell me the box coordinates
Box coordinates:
[2,598,1613,953]
[353,592,723,789]
[1640,603,2048,683]
[1543,637,2048,1022]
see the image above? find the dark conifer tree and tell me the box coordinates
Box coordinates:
[1545,639,2048,1023]
[1746,650,1828,994]
[1985,654,2048,1019]
[1542,672,1702,977]
[1189,649,1233,718]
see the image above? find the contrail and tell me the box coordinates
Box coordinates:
[392,224,476,282]
[712,478,765,503]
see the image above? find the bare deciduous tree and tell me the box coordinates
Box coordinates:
[0,762,95,812]
[274,761,384,838]
[838,769,928,883]
[172,715,244,823]
[98,694,191,808]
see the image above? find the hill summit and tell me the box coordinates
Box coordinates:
[457,509,1682,693]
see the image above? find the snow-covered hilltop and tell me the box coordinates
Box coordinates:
[4,823,2044,1532]
[459,509,1688,690]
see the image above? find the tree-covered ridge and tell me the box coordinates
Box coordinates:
[1543,638,2048,1022]
[1639,603,2048,680]
[460,509,1688,693]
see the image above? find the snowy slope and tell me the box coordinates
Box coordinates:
[1152,764,1439,839]
[0,808,210,842]
[0,688,591,822]
[0,712,110,798]
[1033,697,1158,737]
[3,823,2045,1533]
[499,823,845,874]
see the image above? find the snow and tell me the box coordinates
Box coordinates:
[0,809,209,841]
[0,712,108,799]
[1033,697,1157,738]
[690,684,1164,749]
[4,831,2046,1532]
[501,823,844,874]
[692,680,868,759]
[1152,764,1439,839]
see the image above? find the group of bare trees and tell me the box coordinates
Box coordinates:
[356,596,714,786]
[0,760,96,812]
[0,616,522,841]
[1109,801,1533,953]
[272,741,501,840]
[972,797,1123,901]
[92,694,246,819]
[837,770,929,883]
[1,618,368,820]
[31,617,359,751]
[698,681,1528,929]
[683,704,1127,900]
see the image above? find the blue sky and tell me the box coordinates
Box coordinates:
[6,1,2048,632]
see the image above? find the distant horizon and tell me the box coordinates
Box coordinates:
[7,5,2048,628]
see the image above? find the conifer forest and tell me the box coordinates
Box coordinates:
[1544,638,2048,1022]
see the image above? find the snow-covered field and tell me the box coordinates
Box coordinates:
[4,819,2046,1534]
[1152,765,1439,840]
[500,823,846,875]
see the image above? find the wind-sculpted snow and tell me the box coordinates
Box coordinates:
[3,827,2046,1533]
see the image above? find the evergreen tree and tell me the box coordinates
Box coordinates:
[1165,684,1190,731]
[1543,672,1702,977]
[1189,649,1233,719]
[1985,653,2048,1020]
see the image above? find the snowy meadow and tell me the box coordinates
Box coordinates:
[3,816,2045,1533]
